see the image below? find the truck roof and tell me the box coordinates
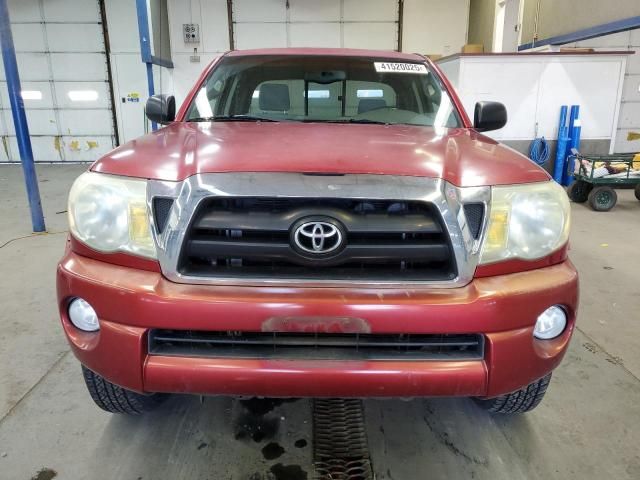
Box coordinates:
[225,47,425,62]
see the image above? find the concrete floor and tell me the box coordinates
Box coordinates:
[0,164,639,480]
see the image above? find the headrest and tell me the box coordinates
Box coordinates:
[259,83,290,111]
[358,98,387,114]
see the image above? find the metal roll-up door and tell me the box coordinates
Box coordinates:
[0,0,116,162]
[231,0,401,51]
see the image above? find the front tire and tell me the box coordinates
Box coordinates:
[82,365,166,414]
[634,184,640,201]
[588,186,617,211]
[474,373,552,414]
[567,180,591,203]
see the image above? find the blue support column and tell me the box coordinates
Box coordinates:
[134,0,173,132]
[135,0,157,131]
[145,63,157,131]
[519,16,640,51]
[0,0,46,232]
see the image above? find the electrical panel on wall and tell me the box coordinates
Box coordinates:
[183,24,200,44]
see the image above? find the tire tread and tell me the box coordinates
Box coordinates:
[567,181,591,203]
[81,365,164,414]
[475,373,552,414]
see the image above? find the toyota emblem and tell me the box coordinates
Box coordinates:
[293,220,343,255]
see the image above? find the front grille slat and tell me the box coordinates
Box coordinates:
[148,330,484,361]
[179,197,458,281]
[196,210,443,234]
[187,239,292,259]
[151,333,481,348]
[186,239,450,264]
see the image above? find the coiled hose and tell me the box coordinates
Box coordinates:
[529,137,550,166]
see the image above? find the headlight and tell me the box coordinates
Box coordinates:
[480,181,570,264]
[68,172,156,258]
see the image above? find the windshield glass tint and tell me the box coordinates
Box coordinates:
[186,55,461,128]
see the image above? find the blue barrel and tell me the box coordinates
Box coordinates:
[563,105,581,185]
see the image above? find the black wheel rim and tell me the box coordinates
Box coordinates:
[595,190,612,208]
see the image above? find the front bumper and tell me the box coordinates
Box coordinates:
[56,250,578,398]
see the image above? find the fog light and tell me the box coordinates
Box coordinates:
[68,298,99,332]
[534,305,567,340]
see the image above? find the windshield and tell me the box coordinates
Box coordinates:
[185,55,461,128]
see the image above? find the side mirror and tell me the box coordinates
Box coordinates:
[473,101,507,132]
[145,94,176,125]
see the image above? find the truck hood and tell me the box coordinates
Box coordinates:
[93,122,549,187]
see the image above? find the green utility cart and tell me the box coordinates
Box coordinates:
[567,153,640,211]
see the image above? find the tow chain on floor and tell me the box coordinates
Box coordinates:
[312,399,374,480]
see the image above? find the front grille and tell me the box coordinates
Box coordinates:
[148,330,485,361]
[178,197,457,281]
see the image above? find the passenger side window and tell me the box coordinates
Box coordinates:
[189,86,218,119]
[421,74,458,127]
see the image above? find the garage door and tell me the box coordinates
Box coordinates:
[231,0,401,51]
[0,0,116,162]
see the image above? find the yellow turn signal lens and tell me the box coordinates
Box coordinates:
[129,203,154,250]
[484,208,509,251]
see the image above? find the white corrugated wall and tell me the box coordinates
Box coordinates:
[568,29,640,153]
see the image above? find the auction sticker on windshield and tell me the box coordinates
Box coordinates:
[374,62,428,74]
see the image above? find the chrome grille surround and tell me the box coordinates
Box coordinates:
[147,173,490,288]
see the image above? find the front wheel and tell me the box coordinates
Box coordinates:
[588,186,617,212]
[82,365,166,414]
[634,184,640,201]
[474,373,552,414]
[567,180,591,203]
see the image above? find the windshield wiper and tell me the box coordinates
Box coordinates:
[345,119,389,125]
[189,116,389,125]
[187,115,278,122]
[313,119,390,125]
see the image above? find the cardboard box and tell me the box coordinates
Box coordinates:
[461,44,484,54]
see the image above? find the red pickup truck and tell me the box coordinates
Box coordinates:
[57,48,577,415]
